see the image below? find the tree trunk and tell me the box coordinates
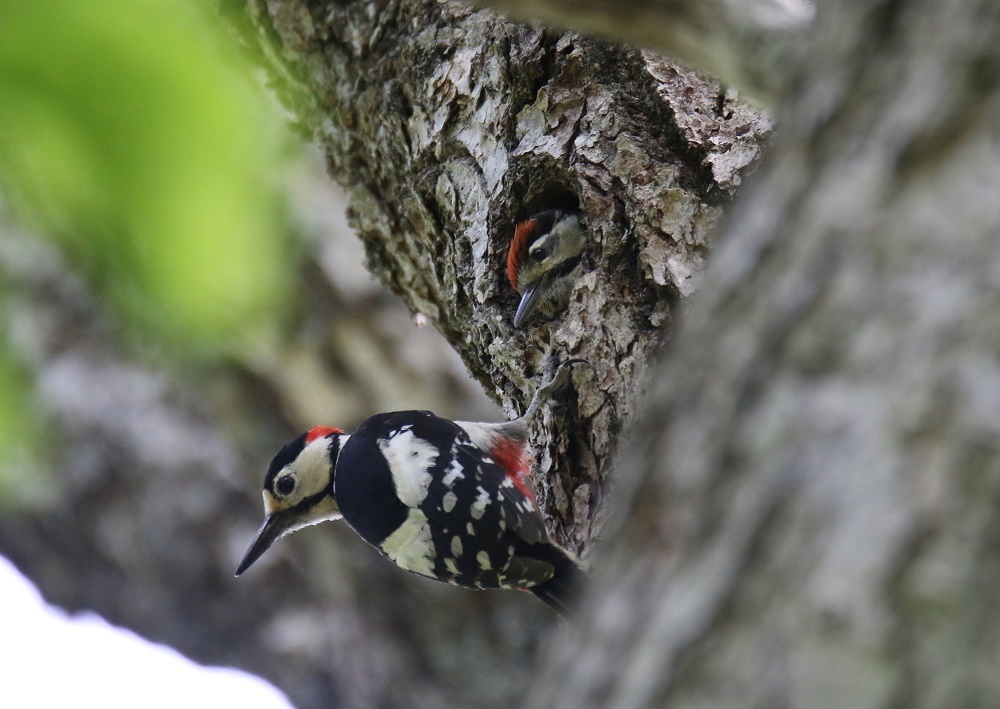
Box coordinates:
[7,0,994,708]
[0,8,767,697]
[244,0,770,557]
[529,0,1000,706]
[469,0,814,103]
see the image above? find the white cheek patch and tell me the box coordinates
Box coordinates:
[295,436,344,499]
[380,509,435,578]
[378,430,437,507]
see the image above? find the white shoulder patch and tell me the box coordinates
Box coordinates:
[377,429,437,507]
[380,509,435,578]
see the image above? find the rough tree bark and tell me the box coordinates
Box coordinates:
[244,0,770,559]
[470,0,814,103]
[249,0,1000,707]
[526,1,1000,707]
[224,0,768,705]
[6,0,989,707]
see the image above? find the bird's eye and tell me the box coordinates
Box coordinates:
[275,475,296,497]
[530,246,547,262]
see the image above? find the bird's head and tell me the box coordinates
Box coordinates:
[235,426,348,576]
[506,210,586,327]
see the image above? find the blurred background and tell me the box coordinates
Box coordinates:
[0,2,551,707]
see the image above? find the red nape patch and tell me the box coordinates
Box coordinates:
[506,218,539,288]
[305,426,344,444]
[490,437,535,503]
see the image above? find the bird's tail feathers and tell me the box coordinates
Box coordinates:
[529,544,587,617]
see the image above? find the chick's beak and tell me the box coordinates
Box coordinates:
[513,282,544,328]
[235,512,294,576]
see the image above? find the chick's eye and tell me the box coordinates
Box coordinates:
[530,246,547,262]
[275,475,295,496]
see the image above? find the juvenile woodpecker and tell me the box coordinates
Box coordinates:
[507,210,586,327]
[236,364,584,614]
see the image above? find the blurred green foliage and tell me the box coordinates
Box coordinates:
[0,0,293,488]
[0,0,289,342]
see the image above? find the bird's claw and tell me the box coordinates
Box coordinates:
[525,358,590,419]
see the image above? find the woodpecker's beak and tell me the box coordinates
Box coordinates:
[513,282,544,327]
[235,512,294,576]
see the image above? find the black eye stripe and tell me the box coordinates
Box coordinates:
[292,490,330,515]
[548,255,582,280]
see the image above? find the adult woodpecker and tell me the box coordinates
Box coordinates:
[506,210,586,327]
[236,363,585,614]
